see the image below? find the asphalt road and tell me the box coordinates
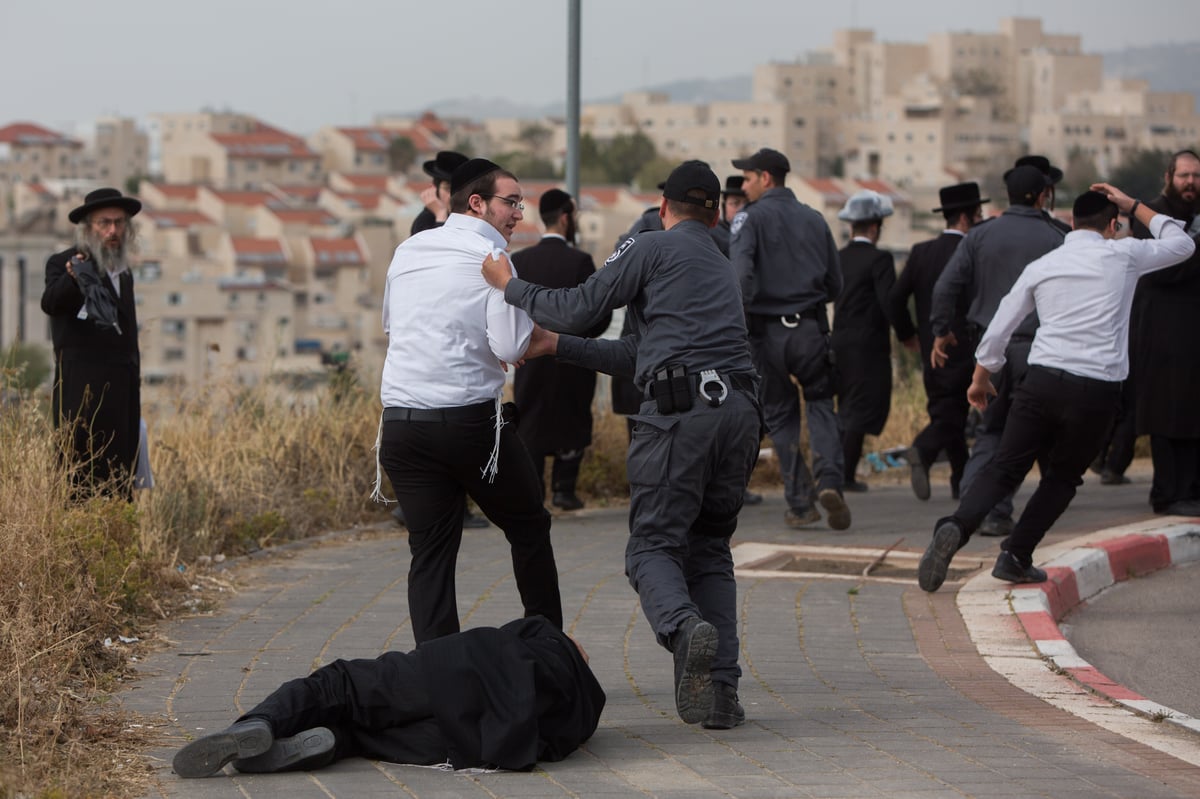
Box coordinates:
[1063,558,1200,720]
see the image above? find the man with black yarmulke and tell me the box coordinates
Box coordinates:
[918,183,1195,593]
[375,157,563,645]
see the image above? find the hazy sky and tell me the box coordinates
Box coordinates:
[3,0,1193,136]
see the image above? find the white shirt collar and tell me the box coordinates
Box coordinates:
[542,233,567,242]
[943,229,966,237]
[444,213,508,251]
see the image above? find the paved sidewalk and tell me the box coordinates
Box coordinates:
[126,477,1200,798]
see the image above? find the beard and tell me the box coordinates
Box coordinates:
[1166,182,1200,214]
[78,228,131,275]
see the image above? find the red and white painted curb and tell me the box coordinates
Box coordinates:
[958,518,1200,764]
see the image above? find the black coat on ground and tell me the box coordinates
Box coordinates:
[40,247,141,493]
[512,238,611,454]
[833,241,913,434]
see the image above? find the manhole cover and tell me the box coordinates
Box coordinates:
[732,542,985,585]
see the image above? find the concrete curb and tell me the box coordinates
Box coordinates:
[1016,521,1200,735]
[958,518,1200,764]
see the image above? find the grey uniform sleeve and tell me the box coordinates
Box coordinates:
[930,237,973,337]
[503,238,650,334]
[822,225,843,301]
[728,211,757,303]
[556,333,639,379]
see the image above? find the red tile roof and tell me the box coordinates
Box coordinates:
[805,178,847,201]
[854,178,908,203]
[417,112,448,136]
[205,189,275,206]
[579,187,620,206]
[339,174,390,191]
[273,208,338,225]
[331,191,383,210]
[310,237,366,266]
[231,236,288,265]
[271,184,323,202]
[0,122,80,147]
[211,132,318,159]
[146,183,199,200]
[143,210,215,227]
[336,127,397,153]
[382,127,435,152]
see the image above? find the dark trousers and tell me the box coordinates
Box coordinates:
[842,429,865,484]
[750,317,843,510]
[240,651,447,765]
[1097,379,1136,477]
[951,366,1119,565]
[379,408,562,643]
[533,451,584,498]
[912,356,973,492]
[959,338,1033,521]
[625,390,760,687]
[1149,435,1200,511]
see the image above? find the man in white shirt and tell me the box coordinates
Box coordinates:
[375,158,562,644]
[919,184,1196,592]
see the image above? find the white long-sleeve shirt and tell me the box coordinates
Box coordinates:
[380,213,533,409]
[976,213,1195,382]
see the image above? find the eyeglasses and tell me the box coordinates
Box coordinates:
[92,216,128,230]
[480,194,524,211]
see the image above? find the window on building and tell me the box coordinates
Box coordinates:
[167,292,182,306]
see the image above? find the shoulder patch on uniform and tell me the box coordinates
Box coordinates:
[729,211,748,238]
[605,237,635,266]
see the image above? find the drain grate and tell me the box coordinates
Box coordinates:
[733,542,985,585]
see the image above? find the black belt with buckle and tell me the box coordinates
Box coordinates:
[645,371,756,402]
[382,400,495,423]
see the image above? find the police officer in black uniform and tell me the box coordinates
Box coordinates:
[729,148,850,530]
[482,161,760,731]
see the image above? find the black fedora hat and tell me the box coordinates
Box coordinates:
[1014,155,1063,186]
[69,187,142,224]
[932,182,988,213]
[722,175,746,197]
[422,150,469,182]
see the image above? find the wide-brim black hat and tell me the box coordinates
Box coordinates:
[69,188,142,224]
[1014,155,1063,185]
[723,175,746,197]
[423,150,469,182]
[932,182,989,213]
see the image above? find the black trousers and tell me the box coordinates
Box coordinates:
[1149,435,1200,511]
[951,366,1120,565]
[239,651,447,765]
[379,406,562,643]
[1097,379,1136,477]
[912,355,973,489]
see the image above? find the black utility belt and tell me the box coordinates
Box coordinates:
[748,307,828,334]
[644,366,755,413]
[383,400,495,423]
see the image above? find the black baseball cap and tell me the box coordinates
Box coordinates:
[732,148,790,174]
[1002,165,1049,205]
[662,160,720,209]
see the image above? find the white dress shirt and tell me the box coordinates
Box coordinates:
[976,213,1195,382]
[380,213,533,409]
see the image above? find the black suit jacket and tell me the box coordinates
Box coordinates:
[511,237,611,453]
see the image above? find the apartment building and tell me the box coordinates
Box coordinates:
[0,123,84,189]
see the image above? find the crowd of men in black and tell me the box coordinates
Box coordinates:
[42,146,1198,779]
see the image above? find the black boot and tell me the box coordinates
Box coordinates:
[551,451,585,510]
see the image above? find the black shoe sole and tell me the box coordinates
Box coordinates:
[234,727,336,773]
[918,522,960,593]
[675,621,718,724]
[818,489,851,530]
[173,721,273,778]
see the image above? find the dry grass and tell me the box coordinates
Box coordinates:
[0,354,942,796]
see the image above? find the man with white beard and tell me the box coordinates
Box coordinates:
[41,187,144,500]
